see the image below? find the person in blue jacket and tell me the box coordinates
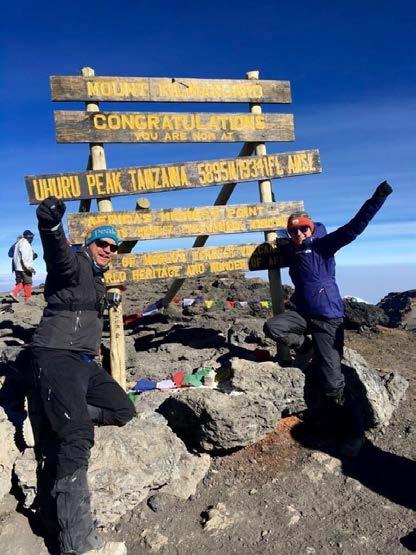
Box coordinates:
[264,181,393,456]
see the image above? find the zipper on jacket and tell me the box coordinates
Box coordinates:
[47,387,71,419]
[74,310,81,332]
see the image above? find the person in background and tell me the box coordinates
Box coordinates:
[264,181,393,457]
[10,230,36,302]
[8,234,22,273]
[30,196,134,555]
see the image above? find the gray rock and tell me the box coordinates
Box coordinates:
[0,407,19,501]
[158,387,280,452]
[13,411,210,526]
[230,358,306,415]
[139,527,169,552]
[342,347,409,428]
[158,349,408,453]
[89,412,210,525]
[202,502,234,533]
[0,504,49,555]
[378,289,416,330]
[13,449,37,509]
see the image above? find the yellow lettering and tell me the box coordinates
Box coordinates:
[147,114,160,130]
[86,82,100,97]
[86,174,97,195]
[93,114,106,129]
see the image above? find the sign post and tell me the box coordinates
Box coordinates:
[27,68,321,388]
[247,70,290,360]
[81,66,126,390]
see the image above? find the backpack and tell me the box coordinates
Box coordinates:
[8,244,15,258]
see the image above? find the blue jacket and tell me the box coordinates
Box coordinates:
[283,195,387,319]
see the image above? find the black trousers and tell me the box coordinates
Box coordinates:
[31,348,136,479]
[264,309,345,396]
[15,269,33,284]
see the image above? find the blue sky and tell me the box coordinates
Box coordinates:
[1,0,415,302]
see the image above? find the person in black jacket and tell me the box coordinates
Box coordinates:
[264,181,393,457]
[31,197,134,555]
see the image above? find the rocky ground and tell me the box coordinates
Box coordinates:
[0,275,415,555]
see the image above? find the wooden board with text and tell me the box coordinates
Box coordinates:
[51,76,291,103]
[68,201,304,243]
[54,111,295,143]
[105,242,288,285]
[25,149,320,203]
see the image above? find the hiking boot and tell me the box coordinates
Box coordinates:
[82,542,127,555]
[339,433,365,458]
[276,357,294,368]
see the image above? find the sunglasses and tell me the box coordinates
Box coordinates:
[288,225,310,236]
[94,239,118,252]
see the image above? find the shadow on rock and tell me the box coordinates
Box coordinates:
[157,396,202,451]
[136,325,227,352]
[401,529,416,552]
[0,349,33,450]
[215,343,257,366]
[291,421,416,511]
[0,319,35,343]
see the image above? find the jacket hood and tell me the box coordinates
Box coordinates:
[312,222,327,239]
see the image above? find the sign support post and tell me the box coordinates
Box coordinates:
[81,66,126,389]
[247,70,290,360]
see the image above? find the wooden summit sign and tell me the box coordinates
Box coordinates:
[51,76,291,103]
[25,149,321,203]
[68,201,303,244]
[105,242,288,285]
[54,111,294,143]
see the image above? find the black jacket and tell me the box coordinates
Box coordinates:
[31,225,106,354]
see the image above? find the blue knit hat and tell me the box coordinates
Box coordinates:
[84,225,121,247]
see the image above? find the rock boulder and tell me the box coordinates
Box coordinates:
[13,411,210,527]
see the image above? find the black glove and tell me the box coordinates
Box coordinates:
[373,181,393,199]
[36,196,66,228]
[106,291,122,308]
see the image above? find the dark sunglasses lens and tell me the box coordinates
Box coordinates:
[289,225,309,235]
[95,239,118,252]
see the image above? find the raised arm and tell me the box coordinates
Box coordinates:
[316,181,393,256]
[37,197,78,281]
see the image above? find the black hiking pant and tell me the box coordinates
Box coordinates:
[31,348,135,553]
[264,309,345,396]
[264,310,365,441]
[31,347,136,479]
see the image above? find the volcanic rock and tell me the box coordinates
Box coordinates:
[378,290,416,331]
[0,407,19,501]
[230,358,306,415]
[343,298,388,331]
[342,347,409,428]
[13,411,210,526]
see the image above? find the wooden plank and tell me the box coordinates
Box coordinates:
[51,76,291,103]
[67,201,303,244]
[25,149,321,204]
[54,111,295,143]
[104,242,288,286]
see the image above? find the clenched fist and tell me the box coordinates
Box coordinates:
[36,196,66,229]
